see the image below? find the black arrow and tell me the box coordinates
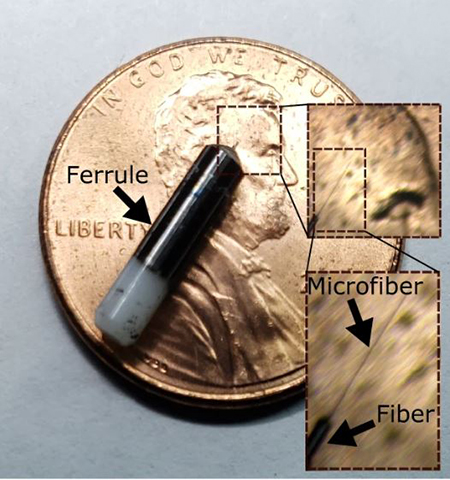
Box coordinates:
[328,419,376,447]
[346,298,373,347]
[113,186,151,225]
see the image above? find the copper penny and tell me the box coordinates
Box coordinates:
[39,37,401,407]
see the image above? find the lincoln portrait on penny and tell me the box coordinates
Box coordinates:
[139,70,304,387]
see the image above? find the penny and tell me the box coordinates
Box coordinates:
[40,37,401,407]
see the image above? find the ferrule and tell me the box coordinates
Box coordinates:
[95,145,242,346]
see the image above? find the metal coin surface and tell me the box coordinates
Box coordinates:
[40,37,401,406]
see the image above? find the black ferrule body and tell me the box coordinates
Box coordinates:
[135,145,242,278]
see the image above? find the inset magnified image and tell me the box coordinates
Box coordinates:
[306,271,439,470]
[307,104,441,238]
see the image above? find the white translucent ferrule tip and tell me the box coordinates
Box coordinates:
[95,258,168,346]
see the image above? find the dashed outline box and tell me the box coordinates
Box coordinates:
[311,147,367,233]
[216,105,283,176]
[306,103,442,239]
[305,269,441,471]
